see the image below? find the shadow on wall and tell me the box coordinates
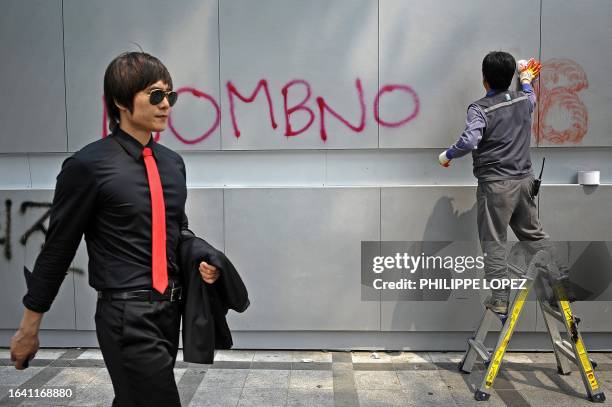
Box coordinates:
[388,196,479,331]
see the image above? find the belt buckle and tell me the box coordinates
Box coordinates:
[170,287,182,302]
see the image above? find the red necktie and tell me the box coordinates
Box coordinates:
[142,147,168,293]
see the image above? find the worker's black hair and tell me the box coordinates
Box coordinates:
[482,51,516,90]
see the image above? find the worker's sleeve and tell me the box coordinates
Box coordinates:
[521,83,536,114]
[446,104,487,159]
[22,156,97,313]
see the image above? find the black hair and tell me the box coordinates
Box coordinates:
[482,51,516,90]
[103,52,173,130]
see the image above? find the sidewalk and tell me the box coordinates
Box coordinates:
[1,349,611,406]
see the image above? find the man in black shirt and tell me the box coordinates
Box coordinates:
[10,52,219,407]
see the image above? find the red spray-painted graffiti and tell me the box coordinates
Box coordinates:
[101,62,588,146]
[282,80,316,138]
[373,85,420,128]
[169,87,221,145]
[534,59,589,144]
[103,78,421,143]
[228,79,278,138]
[316,79,366,141]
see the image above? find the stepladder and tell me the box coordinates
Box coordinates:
[458,249,606,403]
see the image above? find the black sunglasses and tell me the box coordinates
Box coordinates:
[147,89,178,106]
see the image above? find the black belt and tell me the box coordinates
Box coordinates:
[97,286,183,302]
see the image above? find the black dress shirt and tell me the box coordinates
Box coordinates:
[23,128,189,313]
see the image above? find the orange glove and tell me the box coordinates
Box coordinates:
[518,58,542,84]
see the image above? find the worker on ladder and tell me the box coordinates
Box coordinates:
[438,51,568,314]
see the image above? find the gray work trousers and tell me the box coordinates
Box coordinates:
[477,175,552,299]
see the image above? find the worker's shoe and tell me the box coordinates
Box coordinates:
[484,296,509,314]
[558,277,577,303]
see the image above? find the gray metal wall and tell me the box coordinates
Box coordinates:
[1,0,611,350]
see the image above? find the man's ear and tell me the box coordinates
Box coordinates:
[114,100,128,113]
[482,77,490,91]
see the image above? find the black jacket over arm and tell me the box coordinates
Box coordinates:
[178,231,249,364]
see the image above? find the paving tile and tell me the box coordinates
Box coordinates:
[391,363,438,371]
[68,360,107,368]
[503,353,534,364]
[0,385,11,398]
[497,390,535,407]
[88,368,112,385]
[178,369,207,406]
[397,370,441,388]
[357,389,412,407]
[45,367,98,388]
[502,368,590,396]
[291,351,332,363]
[331,352,353,363]
[67,383,115,407]
[237,388,287,407]
[199,368,249,388]
[491,371,528,390]
[0,367,45,387]
[76,350,104,360]
[398,370,456,406]
[352,351,393,364]
[214,350,255,363]
[209,361,251,370]
[389,352,431,364]
[597,371,612,392]
[332,368,358,407]
[0,348,66,361]
[252,351,293,363]
[515,389,584,407]
[589,352,612,364]
[438,368,484,393]
[353,371,401,390]
[521,352,557,364]
[449,389,507,407]
[33,349,67,360]
[174,368,187,384]
[290,362,332,371]
[188,386,241,407]
[428,352,465,364]
[289,370,333,390]
[332,362,353,371]
[243,369,290,389]
[287,388,334,407]
[250,362,292,370]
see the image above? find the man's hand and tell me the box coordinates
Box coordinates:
[438,151,451,167]
[199,261,220,284]
[518,58,542,84]
[10,308,43,370]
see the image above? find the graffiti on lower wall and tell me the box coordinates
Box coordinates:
[0,198,84,274]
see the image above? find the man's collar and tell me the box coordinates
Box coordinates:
[112,127,157,161]
[486,88,508,97]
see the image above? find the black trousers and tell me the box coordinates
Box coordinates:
[95,297,182,407]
